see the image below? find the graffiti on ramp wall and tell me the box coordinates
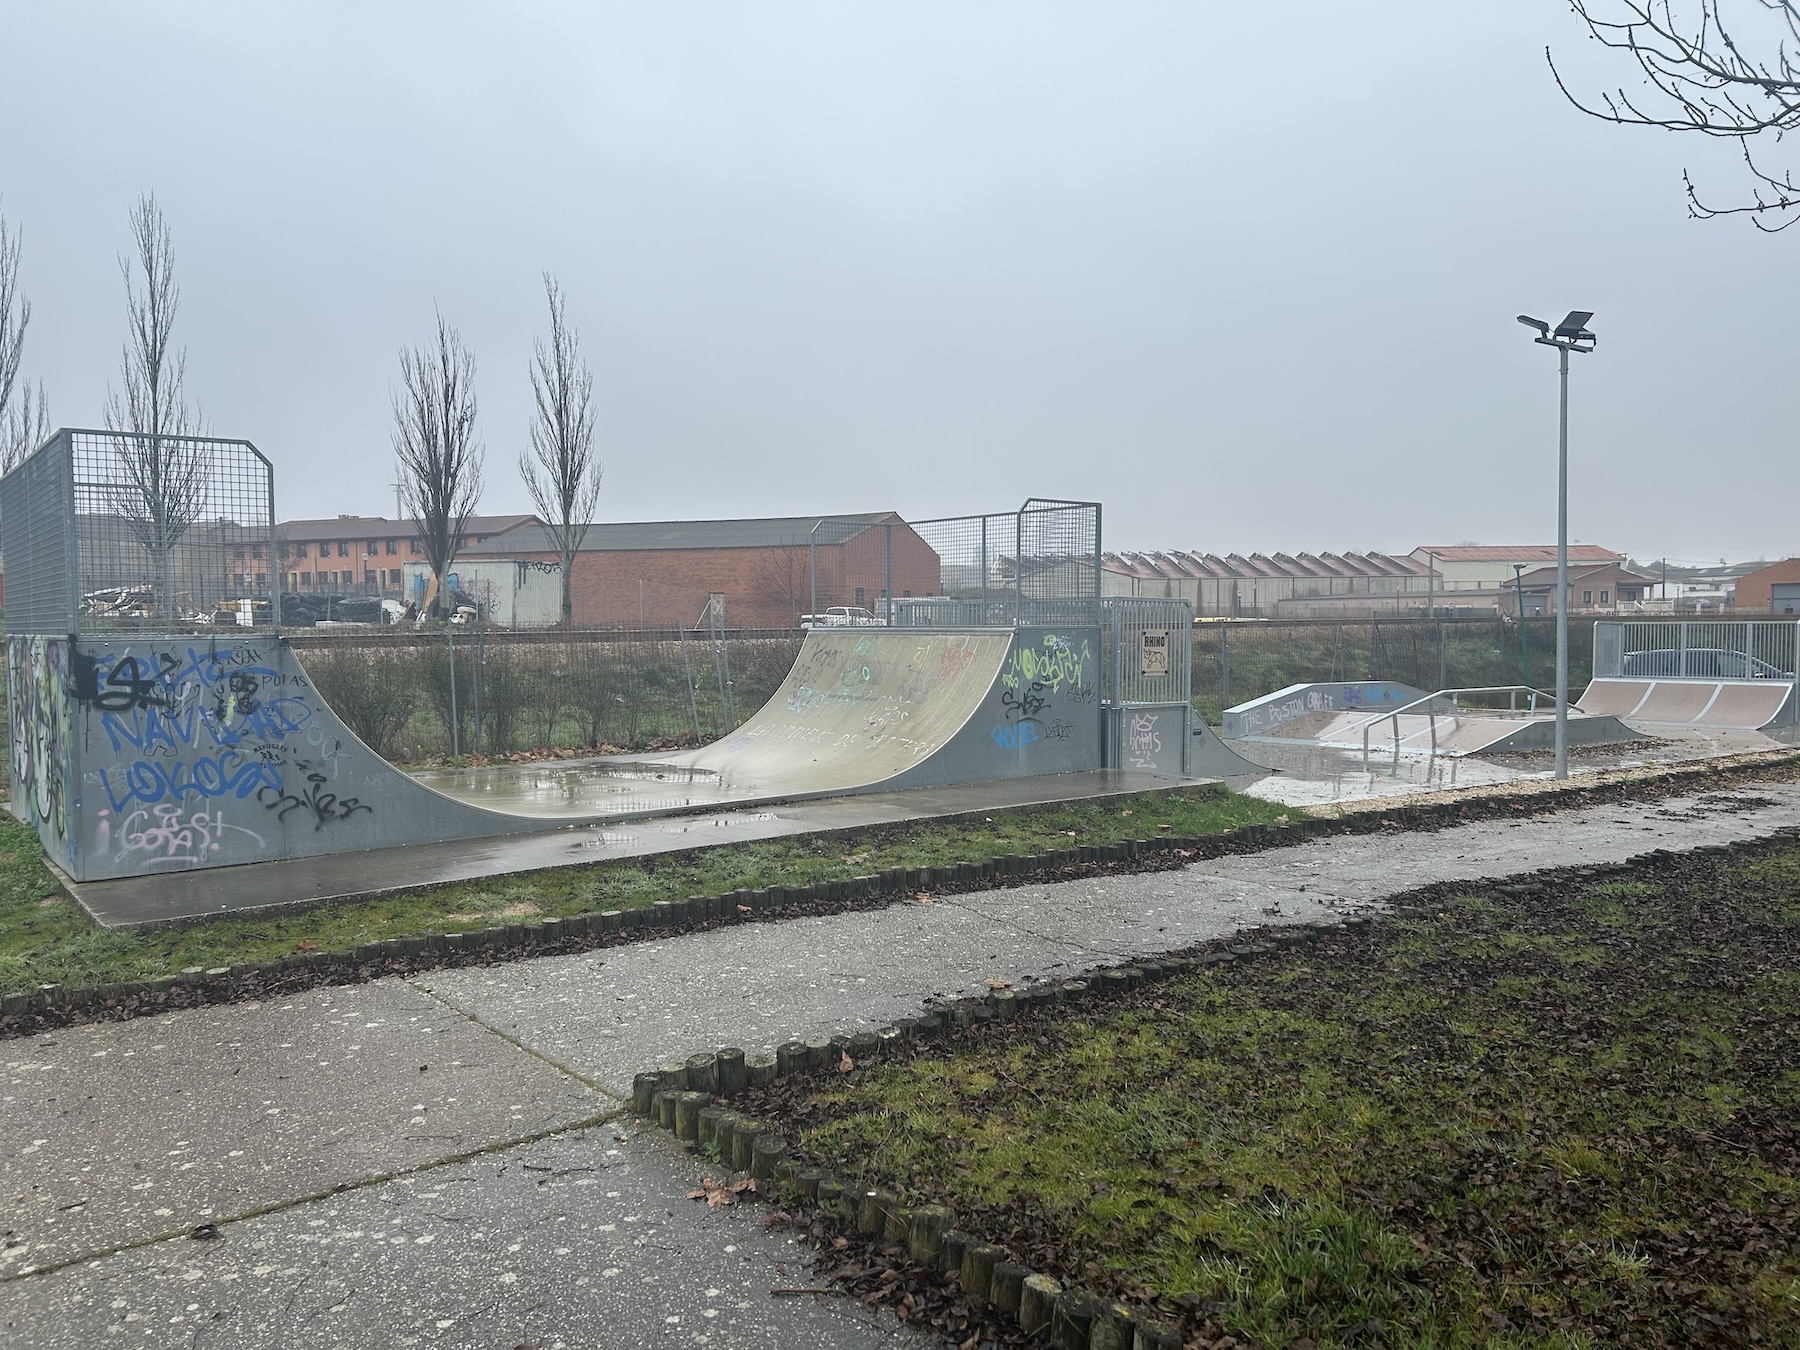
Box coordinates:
[7,636,73,857]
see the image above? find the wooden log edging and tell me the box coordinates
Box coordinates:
[6,749,1797,1035]
[627,922,1381,1347]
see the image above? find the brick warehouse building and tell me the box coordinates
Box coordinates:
[461,512,940,629]
[273,514,538,594]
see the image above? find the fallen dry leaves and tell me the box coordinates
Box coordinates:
[686,1177,758,1208]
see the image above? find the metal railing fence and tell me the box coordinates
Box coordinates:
[1593,620,1800,680]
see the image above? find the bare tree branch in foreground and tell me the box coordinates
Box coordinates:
[394,313,484,619]
[0,208,49,472]
[103,192,210,613]
[1553,1,1800,228]
[520,272,602,625]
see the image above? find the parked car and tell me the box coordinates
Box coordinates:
[801,606,881,628]
[1621,648,1794,680]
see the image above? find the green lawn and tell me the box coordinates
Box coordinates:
[785,844,1800,1347]
[0,784,1294,998]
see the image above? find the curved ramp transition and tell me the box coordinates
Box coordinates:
[7,627,1112,885]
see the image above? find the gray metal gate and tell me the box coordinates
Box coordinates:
[1101,596,1193,776]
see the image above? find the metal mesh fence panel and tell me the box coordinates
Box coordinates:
[285,628,804,760]
[0,430,79,634]
[67,428,277,631]
[2,428,277,634]
[1193,617,1597,723]
[813,499,1100,629]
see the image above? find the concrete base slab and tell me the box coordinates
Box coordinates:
[64,769,1195,929]
[0,981,609,1277]
[0,1121,921,1350]
[413,782,1800,1096]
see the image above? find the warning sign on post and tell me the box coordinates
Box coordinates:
[1139,628,1170,677]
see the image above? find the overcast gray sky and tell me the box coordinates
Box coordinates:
[2,2,1792,564]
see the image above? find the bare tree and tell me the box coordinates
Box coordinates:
[0,208,50,472]
[753,543,810,627]
[104,192,209,615]
[519,273,601,624]
[393,313,484,619]
[1554,2,1800,228]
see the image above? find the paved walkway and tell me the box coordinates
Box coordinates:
[4,779,1797,1347]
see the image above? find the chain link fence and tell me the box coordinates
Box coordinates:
[1195,616,1595,724]
[286,628,804,762]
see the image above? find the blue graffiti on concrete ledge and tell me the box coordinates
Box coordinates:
[99,749,285,811]
[990,720,1040,750]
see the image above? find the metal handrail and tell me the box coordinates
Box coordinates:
[1349,685,1563,759]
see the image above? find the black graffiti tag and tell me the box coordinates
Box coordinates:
[257,773,373,831]
[1000,683,1050,721]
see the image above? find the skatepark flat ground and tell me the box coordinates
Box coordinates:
[65,768,1196,928]
[6,776,1798,1348]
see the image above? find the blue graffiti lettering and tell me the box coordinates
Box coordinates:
[99,751,284,811]
[990,720,1040,750]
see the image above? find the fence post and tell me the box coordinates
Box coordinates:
[446,619,460,758]
[885,523,893,626]
[980,516,989,626]
[1220,622,1230,710]
[678,623,702,741]
[472,627,484,755]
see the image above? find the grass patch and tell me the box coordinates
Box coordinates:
[0,784,1293,997]
[782,845,1800,1346]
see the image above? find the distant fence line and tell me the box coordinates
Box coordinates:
[286,627,803,761]
[0,615,1591,784]
[1193,616,1594,723]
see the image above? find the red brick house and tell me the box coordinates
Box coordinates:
[462,512,940,629]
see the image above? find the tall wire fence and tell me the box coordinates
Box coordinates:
[1195,616,1595,723]
[0,428,277,633]
[809,499,1102,628]
[285,628,804,762]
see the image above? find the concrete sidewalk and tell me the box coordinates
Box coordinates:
[4,778,1796,1347]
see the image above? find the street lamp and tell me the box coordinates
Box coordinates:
[1516,310,1597,779]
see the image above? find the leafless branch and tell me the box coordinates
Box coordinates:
[0,207,49,472]
[102,193,210,612]
[520,273,602,625]
[394,312,484,619]
[1553,1,1800,223]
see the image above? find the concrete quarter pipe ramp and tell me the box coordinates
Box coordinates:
[7,627,1118,885]
[1580,677,1798,731]
[664,628,1099,794]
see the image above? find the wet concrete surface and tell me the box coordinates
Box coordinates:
[414,780,1800,1095]
[0,982,608,1277]
[1,1122,920,1349]
[70,770,1188,929]
[7,776,1799,1346]
[1235,725,1786,808]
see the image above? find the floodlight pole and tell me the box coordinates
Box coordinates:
[1554,342,1570,780]
[1518,311,1595,781]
